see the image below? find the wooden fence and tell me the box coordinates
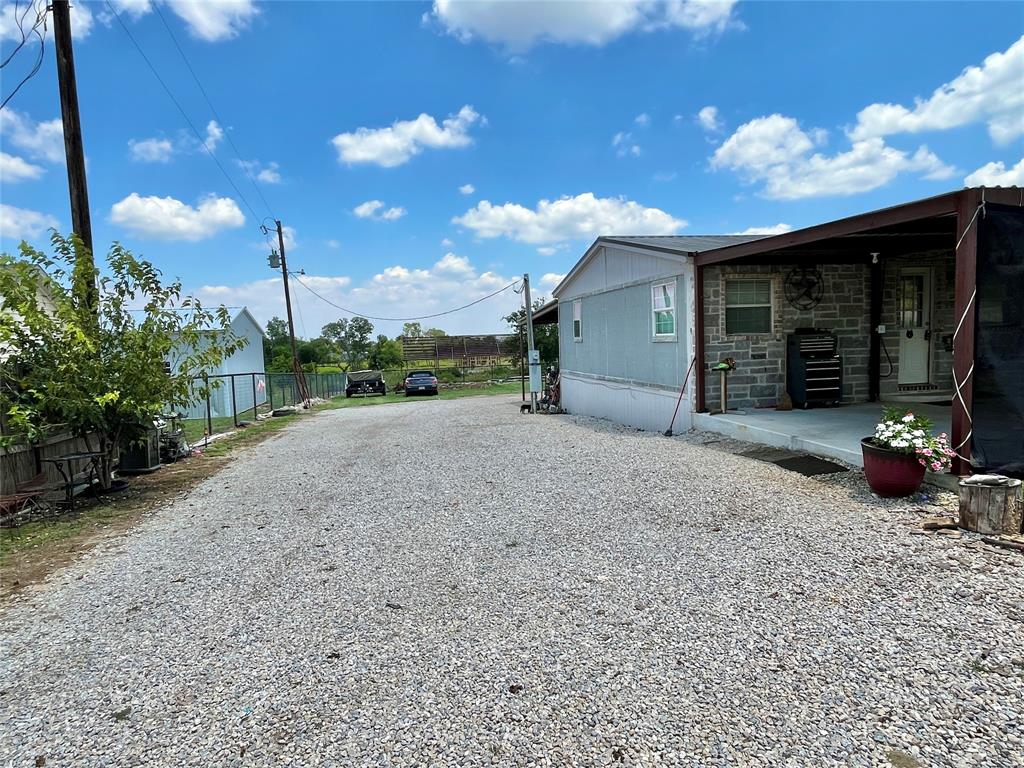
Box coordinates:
[0,430,97,496]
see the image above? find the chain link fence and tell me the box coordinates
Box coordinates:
[180,372,346,443]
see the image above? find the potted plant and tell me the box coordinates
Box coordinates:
[861,408,956,496]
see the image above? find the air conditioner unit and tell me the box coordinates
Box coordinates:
[119,426,161,474]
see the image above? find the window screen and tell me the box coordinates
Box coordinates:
[652,282,675,336]
[725,279,772,334]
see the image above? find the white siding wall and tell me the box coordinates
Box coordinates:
[555,245,697,433]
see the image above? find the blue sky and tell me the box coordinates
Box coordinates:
[1,1,1022,337]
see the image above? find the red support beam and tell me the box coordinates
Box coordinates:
[694,264,706,412]
[951,189,980,475]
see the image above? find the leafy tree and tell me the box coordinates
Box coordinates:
[367,334,404,370]
[0,234,245,488]
[504,297,558,366]
[321,316,374,370]
[263,316,290,364]
[425,327,446,337]
[401,321,423,337]
[265,316,289,345]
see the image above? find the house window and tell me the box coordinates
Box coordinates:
[725,279,773,334]
[652,281,676,337]
[572,299,582,341]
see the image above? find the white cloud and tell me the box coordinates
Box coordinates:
[428,0,737,51]
[1,1,93,40]
[454,192,686,244]
[732,223,792,236]
[539,272,566,290]
[193,253,521,337]
[441,237,454,247]
[612,131,641,157]
[203,120,224,152]
[459,183,475,195]
[128,137,174,163]
[711,114,955,200]
[433,252,474,276]
[326,239,341,249]
[0,203,59,241]
[353,200,406,221]
[109,193,245,241]
[164,0,258,42]
[964,158,1024,187]
[0,109,64,164]
[0,151,44,182]
[634,112,650,127]
[697,105,722,132]
[331,105,482,168]
[653,170,678,182]
[109,0,153,20]
[536,246,558,256]
[238,159,281,184]
[852,36,1024,145]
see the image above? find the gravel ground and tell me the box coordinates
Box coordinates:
[2,395,1022,768]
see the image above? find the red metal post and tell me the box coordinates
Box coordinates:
[694,264,707,412]
[951,190,980,475]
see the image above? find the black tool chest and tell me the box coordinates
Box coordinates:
[786,329,842,408]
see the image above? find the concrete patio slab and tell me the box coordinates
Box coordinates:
[693,401,952,469]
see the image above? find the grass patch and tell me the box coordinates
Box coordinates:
[181,415,241,443]
[0,503,121,567]
[318,382,523,411]
[200,412,301,457]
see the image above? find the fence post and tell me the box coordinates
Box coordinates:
[231,374,239,427]
[251,373,258,421]
[204,373,212,442]
[268,374,274,411]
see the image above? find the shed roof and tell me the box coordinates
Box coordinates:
[600,234,766,254]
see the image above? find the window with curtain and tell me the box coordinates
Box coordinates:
[725,279,773,334]
[652,281,676,337]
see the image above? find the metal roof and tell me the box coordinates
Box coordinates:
[600,234,767,254]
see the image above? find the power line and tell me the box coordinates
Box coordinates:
[289,271,521,323]
[103,0,263,224]
[0,1,47,112]
[150,1,276,219]
[1,0,43,69]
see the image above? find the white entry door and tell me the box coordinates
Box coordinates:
[898,267,932,385]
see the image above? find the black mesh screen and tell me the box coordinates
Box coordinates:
[972,203,1024,475]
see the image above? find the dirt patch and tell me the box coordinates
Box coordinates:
[1,414,299,601]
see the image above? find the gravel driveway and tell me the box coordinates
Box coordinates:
[2,395,1022,767]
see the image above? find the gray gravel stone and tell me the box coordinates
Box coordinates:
[1,396,1021,767]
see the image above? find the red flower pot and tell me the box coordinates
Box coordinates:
[861,437,926,497]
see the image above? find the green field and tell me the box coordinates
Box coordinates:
[319,382,524,410]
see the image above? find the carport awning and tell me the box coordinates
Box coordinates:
[532,298,558,325]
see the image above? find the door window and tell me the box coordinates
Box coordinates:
[900,274,925,328]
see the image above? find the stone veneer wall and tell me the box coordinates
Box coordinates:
[702,263,871,410]
[878,253,955,396]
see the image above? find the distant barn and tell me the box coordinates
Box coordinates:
[400,334,515,367]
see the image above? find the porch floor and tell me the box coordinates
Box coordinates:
[692,402,952,469]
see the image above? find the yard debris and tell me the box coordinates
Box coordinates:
[384,601,403,611]
[921,516,957,531]
[980,535,1024,554]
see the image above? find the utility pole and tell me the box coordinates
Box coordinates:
[523,273,538,414]
[52,0,96,311]
[275,220,310,407]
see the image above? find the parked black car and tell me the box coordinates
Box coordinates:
[345,370,387,398]
[404,370,438,397]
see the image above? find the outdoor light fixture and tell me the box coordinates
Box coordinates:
[871,252,880,264]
